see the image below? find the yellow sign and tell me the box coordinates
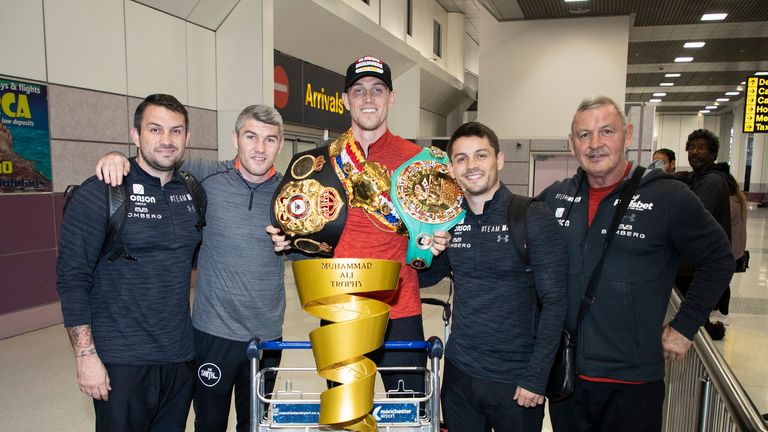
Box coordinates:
[743,76,768,133]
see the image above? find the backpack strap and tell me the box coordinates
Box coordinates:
[102,182,133,262]
[507,194,538,338]
[179,170,207,231]
[67,171,206,263]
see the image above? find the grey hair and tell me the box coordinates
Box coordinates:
[575,96,627,126]
[235,104,284,138]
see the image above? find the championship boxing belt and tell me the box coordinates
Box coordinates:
[330,128,402,232]
[271,146,347,256]
[390,146,465,269]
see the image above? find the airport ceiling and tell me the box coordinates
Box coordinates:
[437,0,768,115]
[134,0,767,116]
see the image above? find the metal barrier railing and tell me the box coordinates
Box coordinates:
[662,290,767,432]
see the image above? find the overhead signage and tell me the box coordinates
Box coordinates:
[743,76,768,133]
[274,51,350,132]
[0,78,52,193]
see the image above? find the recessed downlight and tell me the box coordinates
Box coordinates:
[701,13,727,21]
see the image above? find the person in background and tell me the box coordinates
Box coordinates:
[652,148,676,173]
[675,129,731,298]
[711,173,748,326]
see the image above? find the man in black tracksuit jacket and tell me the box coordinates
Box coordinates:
[57,95,203,432]
[421,122,567,432]
[540,96,733,432]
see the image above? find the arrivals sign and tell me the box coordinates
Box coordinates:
[0,78,52,193]
[274,51,350,132]
[743,76,768,133]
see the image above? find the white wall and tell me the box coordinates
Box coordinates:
[0,0,46,81]
[479,15,629,139]
[420,109,446,137]
[446,12,465,82]
[186,23,217,109]
[216,0,272,160]
[44,0,127,94]
[388,65,421,139]
[407,0,447,70]
[381,0,406,40]
[464,33,479,77]
[653,113,731,170]
[35,0,217,108]
[732,103,746,183]
[125,2,188,102]
[750,133,768,193]
[343,0,380,24]
[654,114,700,171]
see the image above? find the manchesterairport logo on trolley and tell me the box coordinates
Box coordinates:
[272,402,418,425]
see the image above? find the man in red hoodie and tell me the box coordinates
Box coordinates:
[269,56,449,395]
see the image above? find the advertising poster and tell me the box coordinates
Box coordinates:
[0,78,52,193]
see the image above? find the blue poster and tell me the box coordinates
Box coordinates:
[0,78,52,193]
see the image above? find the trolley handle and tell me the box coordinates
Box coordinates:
[246,338,443,359]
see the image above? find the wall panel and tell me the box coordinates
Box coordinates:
[44,0,127,94]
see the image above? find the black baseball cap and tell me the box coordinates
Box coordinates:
[344,56,393,91]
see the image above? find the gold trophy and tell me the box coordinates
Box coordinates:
[292,259,401,431]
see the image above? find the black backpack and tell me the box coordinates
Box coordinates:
[63,171,206,262]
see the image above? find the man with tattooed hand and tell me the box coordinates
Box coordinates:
[56,94,203,432]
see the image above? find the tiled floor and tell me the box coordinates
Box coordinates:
[1,206,767,431]
[710,203,768,416]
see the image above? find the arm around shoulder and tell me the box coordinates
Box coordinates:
[180,158,228,180]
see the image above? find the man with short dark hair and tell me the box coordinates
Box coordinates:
[540,96,733,432]
[57,94,204,431]
[96,104,287,432]
[421,121,567,431]
[652,148,676,173]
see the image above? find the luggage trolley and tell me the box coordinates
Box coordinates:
[247,337,444,432]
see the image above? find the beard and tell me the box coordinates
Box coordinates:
[138,144,182,172]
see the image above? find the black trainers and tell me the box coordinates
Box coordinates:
[704,320,726,340]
